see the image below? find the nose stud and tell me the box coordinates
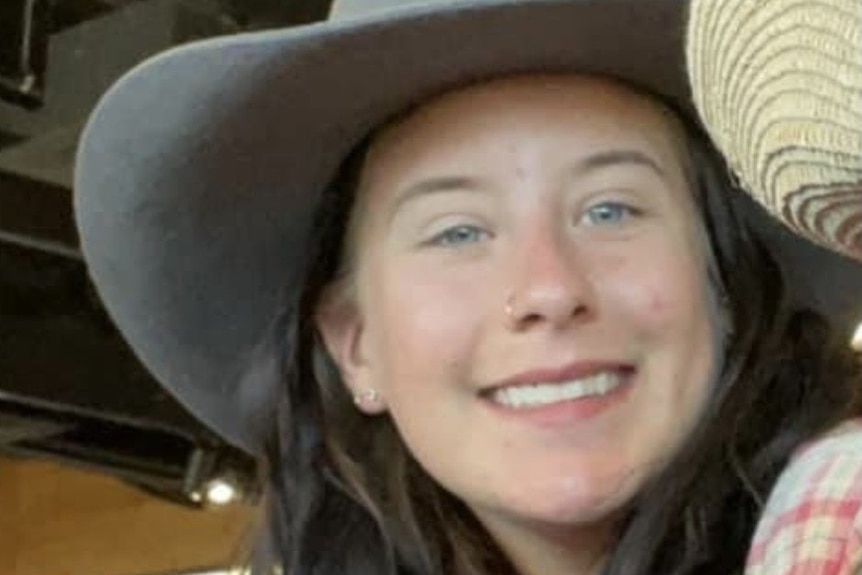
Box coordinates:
[504,292,517,324]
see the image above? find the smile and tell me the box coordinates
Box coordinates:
[490,371,626,409]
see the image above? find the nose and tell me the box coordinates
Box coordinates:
[503,226,594,331]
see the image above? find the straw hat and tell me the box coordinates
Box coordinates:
[73,0,862,453]
[687,0,862,261]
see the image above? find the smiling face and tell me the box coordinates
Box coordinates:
[317,75,718,558]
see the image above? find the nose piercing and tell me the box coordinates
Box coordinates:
[504,293,517,322]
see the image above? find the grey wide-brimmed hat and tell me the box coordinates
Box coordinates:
[74,0,862,454]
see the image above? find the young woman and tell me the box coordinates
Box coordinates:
[73,1,862,574]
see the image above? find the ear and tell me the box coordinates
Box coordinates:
[315,287,386,415]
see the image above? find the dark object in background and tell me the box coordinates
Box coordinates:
[0,239,258,505]
[0,0,50,109]
[0,0,339,507]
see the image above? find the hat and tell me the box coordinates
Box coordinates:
[74,0,862,454]
[687,0,862,261]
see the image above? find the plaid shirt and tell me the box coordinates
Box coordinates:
[745,419,862,575]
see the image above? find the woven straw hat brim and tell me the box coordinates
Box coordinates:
[74,0,862,454]
[688,0,862,260]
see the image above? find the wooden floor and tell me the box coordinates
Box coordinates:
[0,455,257,575]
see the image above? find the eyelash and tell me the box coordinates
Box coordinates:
[579,201,643,226]
[425,224,491,247]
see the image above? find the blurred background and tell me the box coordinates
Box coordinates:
[0,1,333,574]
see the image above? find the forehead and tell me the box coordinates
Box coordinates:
[363,74,687,175]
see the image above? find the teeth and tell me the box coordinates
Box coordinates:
[491,371,624,409]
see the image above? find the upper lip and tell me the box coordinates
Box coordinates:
[486,360,633,391]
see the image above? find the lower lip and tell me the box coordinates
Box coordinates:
[483,375,634,427]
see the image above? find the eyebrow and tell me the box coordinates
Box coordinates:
[388,149,668,219]
[388,176,485,221]
[573,149,668,180]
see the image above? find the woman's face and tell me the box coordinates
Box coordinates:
[318,75,717,544]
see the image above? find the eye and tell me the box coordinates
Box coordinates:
[426,224,491,247]
[581,201,641,226]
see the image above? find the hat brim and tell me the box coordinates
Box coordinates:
[74,0,862,454]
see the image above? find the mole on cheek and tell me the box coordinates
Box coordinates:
[646,291,667,318]
[514,163,527,181]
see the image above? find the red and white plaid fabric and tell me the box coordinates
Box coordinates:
[745,419,862,575]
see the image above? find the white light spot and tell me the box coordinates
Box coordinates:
[205,479,239,506]
[852,322,862,352]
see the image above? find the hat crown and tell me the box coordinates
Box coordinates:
[330,0,498,19]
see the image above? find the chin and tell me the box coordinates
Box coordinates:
[538,491,631,526]
[500,469,643,527]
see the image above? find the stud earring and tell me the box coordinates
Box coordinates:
[353,389,380,408]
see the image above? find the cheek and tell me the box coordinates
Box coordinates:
[611,245,719,415]
[607,269,698,331]
[364,260,484,385]
[640,284,692,331]
[594,242,712,342]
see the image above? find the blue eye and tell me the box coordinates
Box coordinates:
[428,224,489,247]
[582,202,640,226]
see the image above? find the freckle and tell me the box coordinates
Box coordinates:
[603,254,625,273]
[648,292,666,314]
[508,146,527,180]
[515,163,527,180]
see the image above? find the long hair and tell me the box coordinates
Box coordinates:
[250,103,862,575]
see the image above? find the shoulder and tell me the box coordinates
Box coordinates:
[745,419,862,575]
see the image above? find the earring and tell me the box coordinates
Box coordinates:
[353,389,380,408]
